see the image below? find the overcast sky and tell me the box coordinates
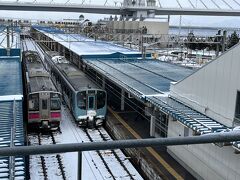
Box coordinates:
[1,0,240,27]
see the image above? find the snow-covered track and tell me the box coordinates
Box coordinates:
[28,132,67,180]
[85,128,136,180]
[84,129,117,180]
[96,128,135,180]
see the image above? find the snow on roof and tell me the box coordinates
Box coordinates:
[0,95,23,101]
[35,27,141,57]
[143,18,166,22]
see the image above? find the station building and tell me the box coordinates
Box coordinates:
[166,43,240,179]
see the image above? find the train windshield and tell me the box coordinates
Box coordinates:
[29,94,39,111]
[50,93,61,110]
[97,91,106,109]
[77,91,87,109]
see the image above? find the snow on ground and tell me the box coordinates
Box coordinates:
[29,134,65,180]
[55,105,143,180]
[58,106,107,180]
[29,105,143,180]
[29,135,44,180]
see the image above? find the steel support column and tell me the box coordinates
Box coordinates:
[62,47,66,57]
[78,151,82,180]
[102,77,106,89]
[50,41,53,50]
[54,42,57,51]
[58,44,61,54]
[121,89,125,111]
[150,115,156,137]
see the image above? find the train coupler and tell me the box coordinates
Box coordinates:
[41,120,50,129]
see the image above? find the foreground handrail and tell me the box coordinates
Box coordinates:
[0,132,239,157]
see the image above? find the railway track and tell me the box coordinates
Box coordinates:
[28,132,67,180]
[27,38,142,179]
[85,127,136,180]
[62,104,141,180]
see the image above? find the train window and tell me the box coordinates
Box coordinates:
[29,94,39,111]
[88,90,95,95]
[51,93,61,110]
[88,96,94,109]
[77,91,87,109]
[42,99,48,110]
[97,91,106,109]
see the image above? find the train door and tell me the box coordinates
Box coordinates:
[88,95,95,110]
[39,92,50,126]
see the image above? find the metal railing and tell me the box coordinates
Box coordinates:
[9,100,16,180]
[0,132,240,180]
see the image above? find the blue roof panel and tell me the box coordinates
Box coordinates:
[0,57,23,96]
[0,100,25,179]
[85,58,194,95]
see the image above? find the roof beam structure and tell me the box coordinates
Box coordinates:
[1,2,240,16]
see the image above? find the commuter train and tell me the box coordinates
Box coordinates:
[22,50,61,129]
[44,51,107,127]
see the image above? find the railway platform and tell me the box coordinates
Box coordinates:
[107,107,196,180]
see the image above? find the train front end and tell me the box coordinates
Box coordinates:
[28,91,61,130]
[74,89,107,127]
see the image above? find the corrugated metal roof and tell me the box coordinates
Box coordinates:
[84,58,193,96]
[0,54,25,178]
[0,57,23,96]
[147,96,229,134]
[34,26,144,58]
[0,100,25,179]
